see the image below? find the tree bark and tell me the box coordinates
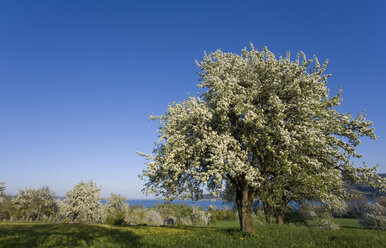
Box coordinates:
[236,180,255,232]
[275,211,284,225]
[263,201,273,224]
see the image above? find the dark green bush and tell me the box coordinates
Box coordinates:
[105,210,126,225]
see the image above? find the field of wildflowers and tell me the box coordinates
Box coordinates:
[0,221,385,247]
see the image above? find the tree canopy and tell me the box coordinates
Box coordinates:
[139,45,385,232]
[13,186,58,221]
[0,182,5,200]
[64,180,103,223]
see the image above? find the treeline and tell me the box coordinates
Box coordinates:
[1,181,384,230]
[0,181,235,226]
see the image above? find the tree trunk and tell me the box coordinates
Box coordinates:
[275,211,284,225]
[236,180,255,232]
[263,201,273,224]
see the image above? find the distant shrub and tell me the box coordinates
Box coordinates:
[12,186,58,221]
[105,211,126,225]
[0,183,17,221]
[208,207,237,223]
[104,194,129,225]
[253,210,267,225]
[126,206,164,226]
[64,181,103,223]
[360,202,386,230]
[55,199,69,222]
[0,182,5,199]
[191,207,211,226]
[284,203,319,225]
[153,204,192,226]
[284,208,308,225]
[173,204,193,222]
[0,195,16,221]
[146,210,163,226]
[152,204,212,226]
[153,204,175,223]
[299,202,318,218]
[342,195,367,218]
[178,216,192,226]
[127,208,147,225]
[315,212,339,230]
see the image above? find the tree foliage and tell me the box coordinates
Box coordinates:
[360,202,386,230]
[64,181,103,223]
[0,182,5,198]
[0,182,15,220]
[105,193,128,213]
[140,45,385,231]
[104,193,129,225]
[12,186,58,221]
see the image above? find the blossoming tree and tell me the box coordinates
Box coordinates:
[64,180,103,223]
[13,186,58,221]
[139,45,385,232]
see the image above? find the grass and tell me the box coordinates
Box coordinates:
[0,221,385,248]
[210,218,361,229]
[305,218,361,229]
[209,220,240,228]
[333,218,361,228]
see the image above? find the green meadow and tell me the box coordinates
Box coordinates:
[1,220,385,248]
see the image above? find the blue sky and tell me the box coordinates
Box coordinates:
[1,0,385,198]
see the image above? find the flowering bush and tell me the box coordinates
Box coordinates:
[315,212,339,230]
[178,216,192,226]
[146,210,164,226]
[127,208,147,225]
[360,202,386,230]
[126,204,212,226]
[208,207,237,223]
[64,181,103,223]
[104,194,129,225]
[12,186,58,221]
[191,207,211,226]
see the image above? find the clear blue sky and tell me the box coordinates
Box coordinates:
[1,0,385,198]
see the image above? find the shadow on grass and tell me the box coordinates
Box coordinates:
[0,223,144,248]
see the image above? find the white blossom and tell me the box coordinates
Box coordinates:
[64,180,103,223]
[139,44,385,230]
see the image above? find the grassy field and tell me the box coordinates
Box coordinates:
[322,218,360,229]
[0,220,385,248]
[209,218,361,229]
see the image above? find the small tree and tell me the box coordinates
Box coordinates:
[64,181,103,223]
[127,208,147,225]
[191,207,211,226]
[55,199,68,222]
[104,193,128,225]
[146,209,164,226]
[13,186,58,221]
[360,202,386,230]
[315,211,340,230]
[139,45,385,232]
[0,182,15,220]
[0,182,6,209]
[0,182,5,198]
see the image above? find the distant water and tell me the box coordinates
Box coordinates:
[101,199,231,210]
